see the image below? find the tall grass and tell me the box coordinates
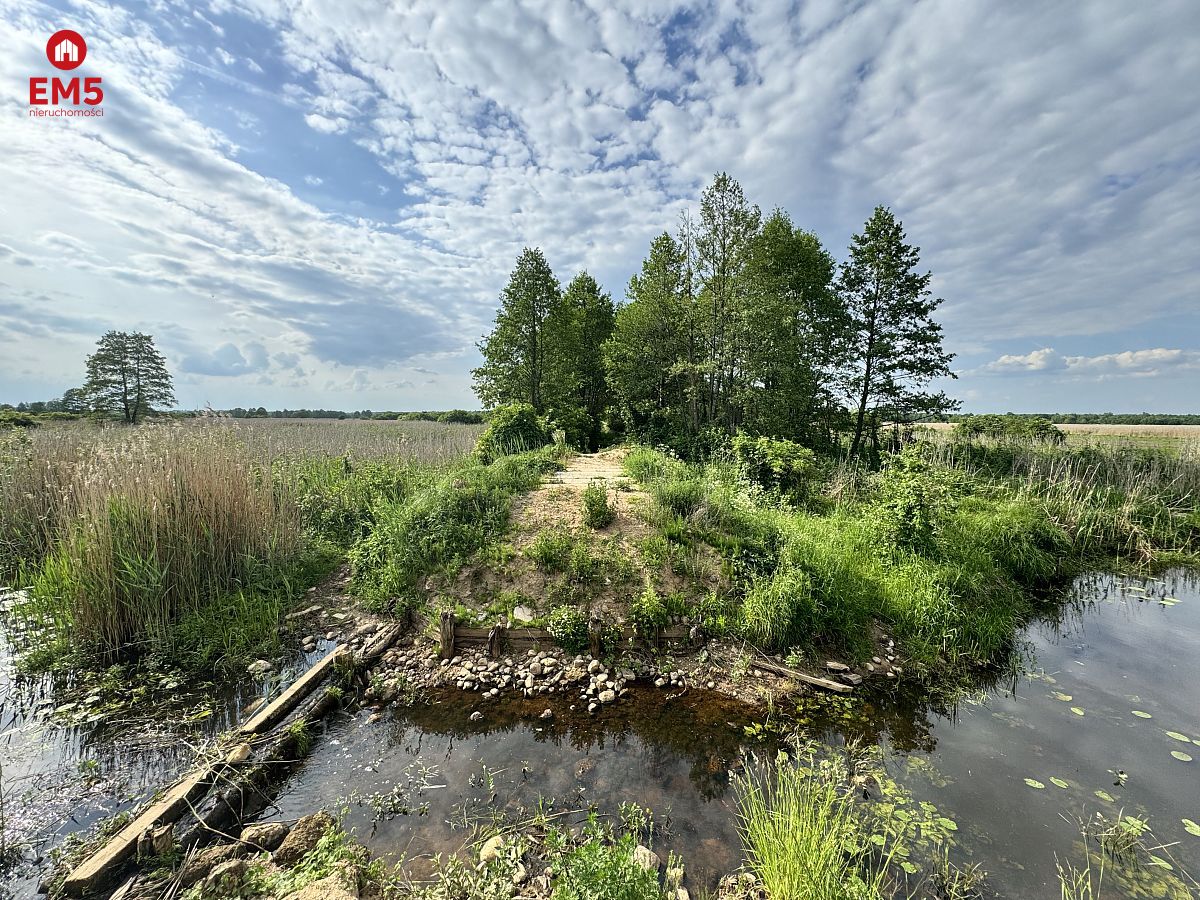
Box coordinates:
[7,426,304,663]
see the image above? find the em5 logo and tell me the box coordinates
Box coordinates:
[29,29,104,113]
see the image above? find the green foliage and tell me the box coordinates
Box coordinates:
[870,449,964,555]
[582,480,615,528]
[628,582,668,638]
[622,446,687,484]
[650,476,705,518]
[474,402,551,462]
[288,457,416,544]
[732,433,818,498]
[350,449,560,607]
[954,414,1065,445]
[83,331,175,423]
[552,821,666,900]
[741,565,813,650]
[526,529,575,572]
[545,604,589,653]
[0,410,37,428]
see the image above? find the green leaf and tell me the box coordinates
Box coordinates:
[1165,731,1190,742]
[1182,819,1200,837]
[1070,707,1085,716]
[1147,855,1174,871]
[1024,778,1045,789]
[1050,777,1070,789]
[1094,790,1115,802]
[1170,751,1193,762]
[1131,710,1153,718]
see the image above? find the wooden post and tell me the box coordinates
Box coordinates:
[588,616,603,658]
[439,610,456,659]
[486,620,507,659]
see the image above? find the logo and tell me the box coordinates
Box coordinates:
[47,30,87,70]
[29,29,103,117]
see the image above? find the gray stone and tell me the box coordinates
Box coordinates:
[512,605,536,623]
[825,661,850,672]
[203,858,248,893]
[633,844,660,872]
[598,689,616,704]
[247,660,274,675]
[178,843,243,887]
[240,821,290,852]
[273,810,336,866]
[840,672,863,686]
[470,710,484,722]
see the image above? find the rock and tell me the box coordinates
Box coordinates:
[286,872,359,900]
[137,823,174,859]
[479,834,505,864]
[587,702,597,714]
[542,657,558,669]
[203,858,248,893]
[825,661,850,673]
[529,662,543,677]
[240,821,290,852]
[587,660,602,674]
[539,708,553,719]
[512,862,527,885]
[469,710,484,722]
[225,742,252,765]
[273,810,336,866]
[654,677,667,688]
[247,659,274,676]
[840,673,863,686]
[178,843,244,887]
[706,681,716,689]
[872,656,883,665]
[512,605,536,624]
[633,844,660,872]
[598,689,616,704]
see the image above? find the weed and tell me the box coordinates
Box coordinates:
[583,479,616,528]
[546,605,589,653]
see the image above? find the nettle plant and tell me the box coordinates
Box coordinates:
[870,447,964,555]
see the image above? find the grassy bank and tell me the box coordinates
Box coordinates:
[620,436,1199,679]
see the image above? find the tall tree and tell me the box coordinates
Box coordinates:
[695,172,761,431]
[839,207,956,459]
[604,232,691,442]
[741,210,846,446]
[83,331,175,424]
[472,248,568,414]
[562,271,615,451]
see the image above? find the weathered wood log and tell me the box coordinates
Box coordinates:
[439,610,456,659]
[588,616,603,658]
[486,620,507,658]
[753,657,853,693]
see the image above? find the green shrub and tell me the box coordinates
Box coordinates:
[526,529,575,572]
[732,433,818,498]
[553,821,666,900]
[870,448,963,555]
[546,604,589,653]
[474,403,550,462]
[954,414,1065,445]
[582,480,615,528]
[651,476,705,517]
[622,446,687,484]
[0,410,38,428]
[628,582,668,638]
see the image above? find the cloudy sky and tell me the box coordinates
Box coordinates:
[1,0,1197,413]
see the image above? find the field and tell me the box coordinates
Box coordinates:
[920,421,1200,450]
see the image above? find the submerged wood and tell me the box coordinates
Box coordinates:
[753,657,853,693]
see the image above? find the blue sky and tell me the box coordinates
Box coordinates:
[1,0,1198,412]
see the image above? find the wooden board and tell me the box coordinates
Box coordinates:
[753,657,853,693]
[239,647,348,736]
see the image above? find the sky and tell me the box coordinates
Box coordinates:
[0,0,1198,413]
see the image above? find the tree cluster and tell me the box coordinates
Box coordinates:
[473,174,957,458]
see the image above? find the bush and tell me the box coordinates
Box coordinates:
[954,414,1065,445]
[651,476,705,517]
[622,446,687,484]
[526,529,574,572]
[474,403,550,462]
[582,480,615,528]
[546,604,589,653]
[732,433,817,498]
[628,582,668,638]
[553,825,666,900]
[870,448,964,555]
[0,410,37,428]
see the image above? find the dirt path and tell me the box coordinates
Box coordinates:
[544,447,630,488]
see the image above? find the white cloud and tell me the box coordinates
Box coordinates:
[983,347,1200,379]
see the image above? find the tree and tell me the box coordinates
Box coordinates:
[83,331,176,424]
[740,210,846,447]
[838,207,956,459]
[561,271,615,450]
[472,248,569,414]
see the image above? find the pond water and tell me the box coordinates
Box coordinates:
[2,570,1198,899]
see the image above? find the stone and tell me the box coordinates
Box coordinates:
[273,810,336,866]
[706,681,716,689]
[632,844,660,872]
[587,660,602,674]
[512,605,536,624]
[247,659,274,675]
[470,710,484,722]
[542,656,558,669]
[840,673,863,686]
[479,834,505,864]
[539,708,553,719]
[286,872,359,900]
[598,689,616,704]
[529,662,543,677]
[203,858,248,893]
[872,656,883,665]
[676,891,691,900]
[137,823,174,859]
[240,821,290,852]
[825,661,850,673]
[654,677,667,688]
[587,702,597,714]
[178,843,244,887]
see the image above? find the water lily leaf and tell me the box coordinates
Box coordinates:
[1025,778,1045,789]
[1131,710,1153,718]
[900,861,919,874]
[1052,691,1073,702]
[1165,731,1190,742]
[1170,751,1193,762]
[937,817,958,831]
[1095,790,1115,802]
[1070,707,1085,716]
[1050,777,1070,789]
[1148,856,1174,871]
[1183,819,1200,837]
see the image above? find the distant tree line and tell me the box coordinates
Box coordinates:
[211,408,487,423]
[474,173,956,458]
[938,413,1200,426]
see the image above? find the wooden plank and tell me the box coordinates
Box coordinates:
[61,767,216,895]
[754,657,853,693]
[239,647,348,736]
[452,625,692,645]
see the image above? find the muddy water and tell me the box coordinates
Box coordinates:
[0,610,337,900]
[266,570,1200,898]
[3,570,1199,899]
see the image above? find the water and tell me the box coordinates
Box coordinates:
[3,571,1199,898]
